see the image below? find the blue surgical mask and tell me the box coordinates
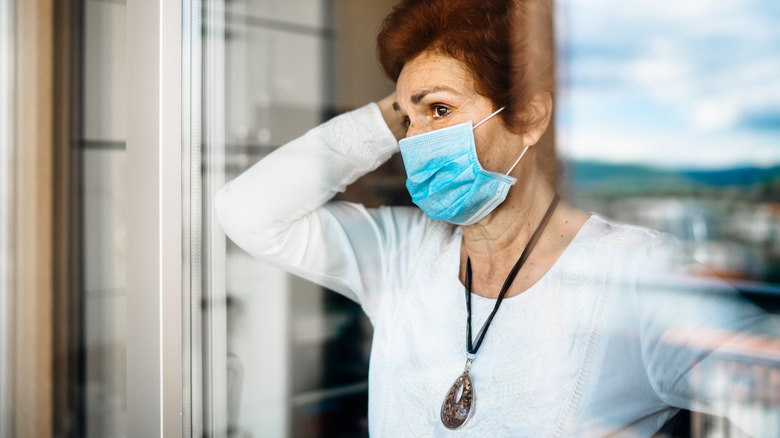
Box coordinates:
[399,107,528,225]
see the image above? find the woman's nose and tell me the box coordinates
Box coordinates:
[405,123,429,139]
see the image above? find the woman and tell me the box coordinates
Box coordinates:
[216,0,779,435]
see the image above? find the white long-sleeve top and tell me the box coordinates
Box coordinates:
[215,103,780,437]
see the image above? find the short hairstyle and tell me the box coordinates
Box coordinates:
[376,0,555,134]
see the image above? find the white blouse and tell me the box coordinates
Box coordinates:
[215,103,780,437]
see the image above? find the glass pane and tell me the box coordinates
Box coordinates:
[81,147,127,437]
[81,0,128,436]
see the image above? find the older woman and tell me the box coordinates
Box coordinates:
[216,0,779,435]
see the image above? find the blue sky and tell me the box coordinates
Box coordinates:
[555,0,780,169]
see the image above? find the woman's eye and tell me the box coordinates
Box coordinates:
[402,117,410,128]
[432,105,450,118]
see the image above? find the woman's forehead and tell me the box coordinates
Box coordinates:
[396,52,477,102]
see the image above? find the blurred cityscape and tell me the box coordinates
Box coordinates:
[564,160,780,436]
[566,160,780,299]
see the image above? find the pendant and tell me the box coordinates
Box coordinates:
[440,359,475,429]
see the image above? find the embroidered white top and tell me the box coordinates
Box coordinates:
[215,103,780,437]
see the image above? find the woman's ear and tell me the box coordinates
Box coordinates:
[521,92,553,147]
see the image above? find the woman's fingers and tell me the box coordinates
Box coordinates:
[377,92,407,141]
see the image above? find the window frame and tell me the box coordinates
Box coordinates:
[126,0,184,436]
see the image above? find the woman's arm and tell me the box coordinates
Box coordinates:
[633,234,780,436]
[215,98,422,320]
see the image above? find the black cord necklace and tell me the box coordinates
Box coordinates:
[440,194,560,430]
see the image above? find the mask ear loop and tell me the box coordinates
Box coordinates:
[472,106,506,130]
[472,105,526,182]
[505,145,530,184]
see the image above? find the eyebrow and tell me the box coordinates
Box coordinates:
[410,86,459,104]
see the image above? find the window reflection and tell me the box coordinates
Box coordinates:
[558,0,780,434]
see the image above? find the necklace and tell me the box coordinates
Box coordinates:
[440,194,560,430]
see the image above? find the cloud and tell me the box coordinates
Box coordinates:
[556,0,780,167]
[557,127,780,169]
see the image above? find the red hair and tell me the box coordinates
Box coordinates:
[376,0,555,133]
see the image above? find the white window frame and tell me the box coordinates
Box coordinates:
[127,1,229,436]
[126,0,183,436]
[0,0,14,433]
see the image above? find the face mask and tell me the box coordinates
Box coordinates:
[399,107,529,225]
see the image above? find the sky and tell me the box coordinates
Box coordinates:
[555,0,780,169]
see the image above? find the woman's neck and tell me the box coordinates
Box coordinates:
[461,172,556,263]
[457,168,589,298]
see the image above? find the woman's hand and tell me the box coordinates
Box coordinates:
[377,92,407,141]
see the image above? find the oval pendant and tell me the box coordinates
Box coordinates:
[440,372,475,429]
